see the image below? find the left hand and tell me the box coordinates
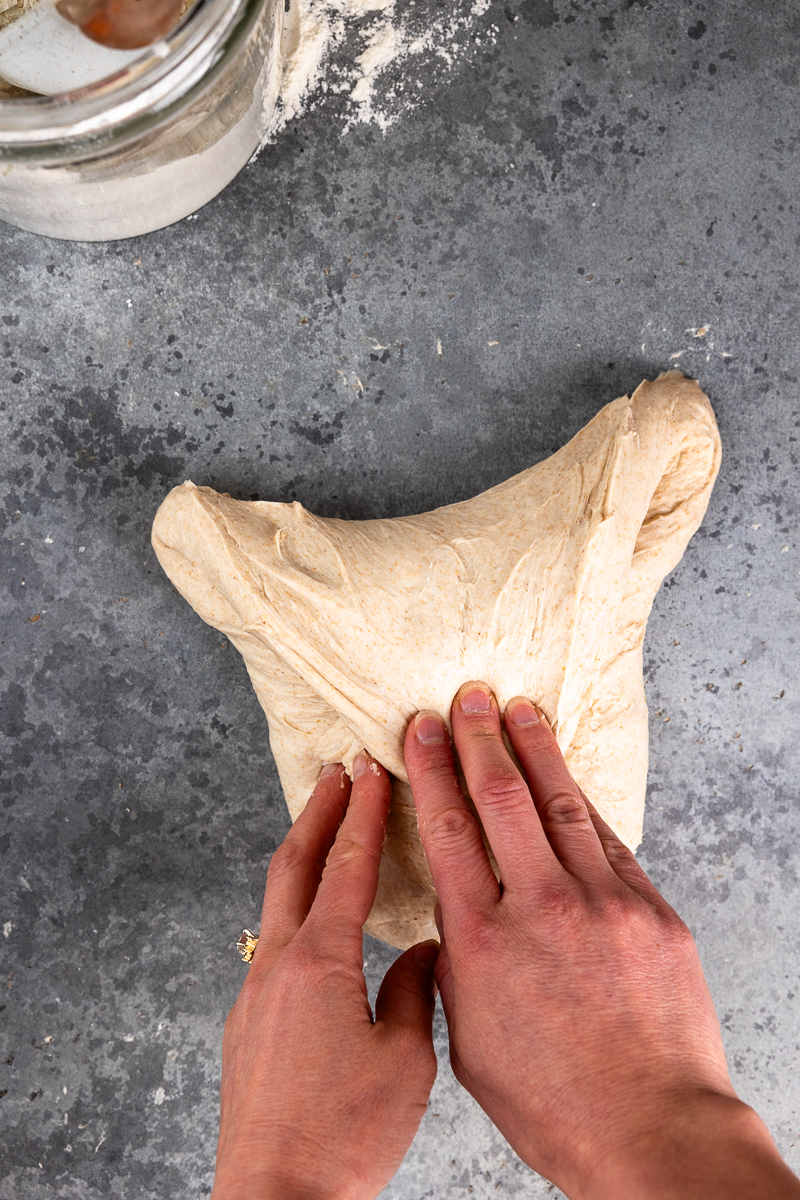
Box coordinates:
[211,754,440,1200]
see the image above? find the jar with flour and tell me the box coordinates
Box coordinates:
[0,0,283,240]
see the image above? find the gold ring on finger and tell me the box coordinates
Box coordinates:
[236,928,259,964]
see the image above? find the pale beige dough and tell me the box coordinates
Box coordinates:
[152,371,721,949]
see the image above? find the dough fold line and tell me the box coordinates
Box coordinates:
[152,372,721,949]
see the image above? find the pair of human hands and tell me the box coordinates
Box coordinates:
[210,683,799,1200]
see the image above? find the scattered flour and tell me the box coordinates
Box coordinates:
[267,0,495,140]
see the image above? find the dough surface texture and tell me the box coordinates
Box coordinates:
[152,373,721,949]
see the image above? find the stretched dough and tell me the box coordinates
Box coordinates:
[152,372,721,949]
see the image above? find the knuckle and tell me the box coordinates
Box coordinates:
[662,912,695,952]
[535,881,579,923]
[475,770,530,811]
[465,722,501,741]
[412,763,455,801]
[598,892,693,954]
[538,789,591,827]
[423,805,476,850]
[522,738,563,772]
[602,835,636,867]
[325,832,379,873]
[267,839,306,881]
[593,888,634,928]
[413,759,458,791]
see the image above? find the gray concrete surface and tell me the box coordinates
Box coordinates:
[2,0,800,1195]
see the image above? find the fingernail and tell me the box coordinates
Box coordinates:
[413,939,440,966]
[353,752,369,778]
[414,711,447,744]
[458,682,491,714]
[505,697,541,728]
[319,762,340,778]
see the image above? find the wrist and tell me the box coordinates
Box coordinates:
[211,1158,366,1200]
[212,1173,345,1200]
[590,1091,799,1200]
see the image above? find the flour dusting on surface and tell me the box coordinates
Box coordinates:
[264,0,496,142]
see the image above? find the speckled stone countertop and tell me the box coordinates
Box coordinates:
[1,1,799,1197]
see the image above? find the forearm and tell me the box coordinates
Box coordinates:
[591,1094,800,1200]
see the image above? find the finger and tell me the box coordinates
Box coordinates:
[450,682,562,891]
[404,710,500,920]
[255,764,351,969]
[432,901,455,1015]
[374,940,439,1034]
[503,697,618,885]
[584,797,676,913]
[303,752,391,960]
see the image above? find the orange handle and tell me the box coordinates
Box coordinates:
[56,0,185,49]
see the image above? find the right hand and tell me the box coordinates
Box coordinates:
[404,681,800,1200]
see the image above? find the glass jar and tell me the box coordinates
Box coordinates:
[0,0,283,241]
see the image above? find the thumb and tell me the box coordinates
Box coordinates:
[374,939,440,1031]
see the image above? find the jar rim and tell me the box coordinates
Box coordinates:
[0,0,268,156]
